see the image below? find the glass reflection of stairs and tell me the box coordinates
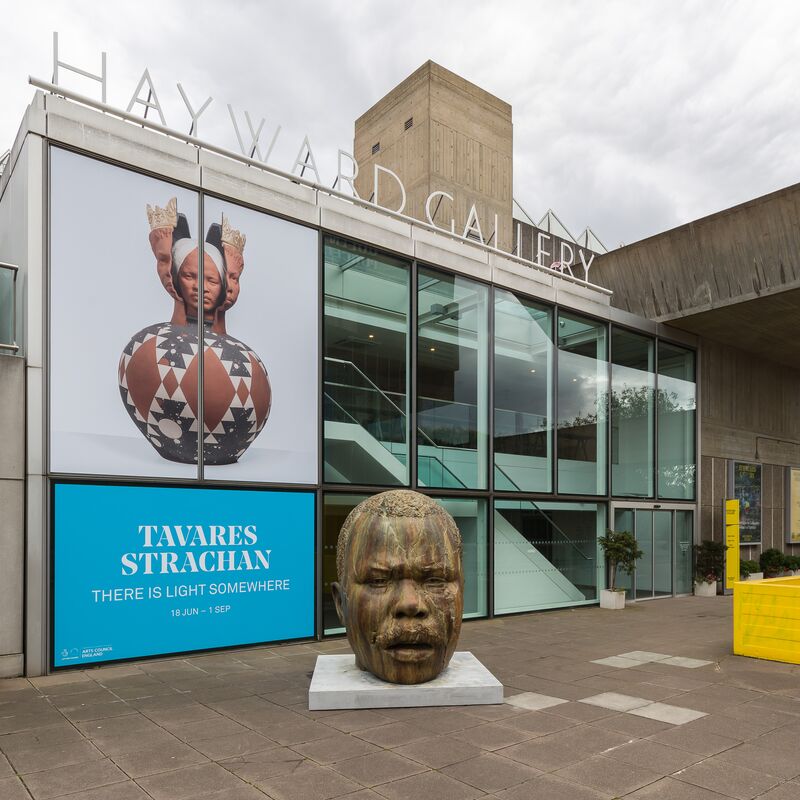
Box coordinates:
[324,358,473,487]
[494,511,587,611]
[324,358,590,611]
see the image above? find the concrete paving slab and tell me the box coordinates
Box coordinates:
[503,692,568,711]
[662,656,715,668]
[629,702,708,724]
[578,692,652,711]
[617,651,673,662]
[590,656,643,668]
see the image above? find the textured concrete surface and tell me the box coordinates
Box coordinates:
[3,596,800,799]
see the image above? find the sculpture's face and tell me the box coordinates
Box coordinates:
[225,263,242,309]
[222,243,244,311]
[177,251,224,319]
[333,512,463,685]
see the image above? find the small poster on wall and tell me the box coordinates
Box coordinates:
[788,468,800,545]
[732,462,762,545]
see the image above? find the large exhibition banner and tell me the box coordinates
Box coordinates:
[49,148,318,482]
[53,483,315,667]
[732,462,762,545]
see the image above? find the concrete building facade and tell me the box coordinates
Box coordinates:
[592,182,800,559]
[354,62,514,252]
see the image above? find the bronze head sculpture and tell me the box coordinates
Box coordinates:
[332,490,464,685]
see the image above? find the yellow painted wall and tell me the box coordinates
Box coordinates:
[733,576,800,663]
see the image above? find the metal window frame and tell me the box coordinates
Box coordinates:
[0,261,19,352]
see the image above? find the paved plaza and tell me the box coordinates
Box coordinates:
[2,596,799,800]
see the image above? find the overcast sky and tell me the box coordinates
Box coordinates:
[2,0,799,248]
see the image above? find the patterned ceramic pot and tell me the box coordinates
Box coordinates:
[118,322,271,465]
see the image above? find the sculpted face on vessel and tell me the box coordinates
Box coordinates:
[118,199,270,465]
[332,490,464,685]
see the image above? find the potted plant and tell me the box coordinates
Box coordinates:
[694,539,727,596]
[740,559,762,581]
[598,529,643,609]
[785,554,800,576]
[759,548,786,578]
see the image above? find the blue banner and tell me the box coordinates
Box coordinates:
[53,483,315,667]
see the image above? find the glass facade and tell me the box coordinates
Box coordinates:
[433,497,488,619]
[417,268,489,490]
[44,146,700,656]
[324,238,410,485]
[658,343,696,499]
[613,507,694,598]
[611,329,654,497]
[322,493,487,635]
[557,312,608,495]
[494,290,552,492]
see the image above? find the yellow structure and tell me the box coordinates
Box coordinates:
[724,499,739,591]
[733,576,800,664]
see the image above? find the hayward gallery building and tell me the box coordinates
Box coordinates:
[0,61,794,678]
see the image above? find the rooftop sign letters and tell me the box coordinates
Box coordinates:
[37,33,604,286]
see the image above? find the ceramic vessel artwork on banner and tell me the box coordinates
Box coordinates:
[118,198,271,464]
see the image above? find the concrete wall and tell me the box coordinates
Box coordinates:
[354,61,513,251]
[0,356,24,677]
[700,337,800,466]
[699,337,800,558]
[590,180,800,321]
[702,457,796,562]
[0,131,32,678]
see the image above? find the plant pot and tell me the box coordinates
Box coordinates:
[600,589,626,609]
[694,580,717,597]
[745,572,764,581]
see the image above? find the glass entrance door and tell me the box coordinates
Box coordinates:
[635,511,654,599]
[612,507,694,598]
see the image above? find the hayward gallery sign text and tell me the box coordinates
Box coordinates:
[41,33,597,282]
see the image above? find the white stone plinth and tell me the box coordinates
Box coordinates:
[308,651,503,710]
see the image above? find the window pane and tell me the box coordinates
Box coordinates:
[557,313,607,495]
[322,493,367,635]
[418,268,488,490]
[323,492,487,636]
[0,265,14,348]
[635,510,654,599]
[675,511,693,594]
[324,238,409,485]
[494,500,603,614]
[613,509,634,593]
[494,289,552,492]
[434,497,487,618]
[657,343,696,499]
[611,329,654,497]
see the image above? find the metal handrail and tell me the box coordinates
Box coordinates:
[495,463,593,562]
[325,385,466,488]
[325,357,438,447]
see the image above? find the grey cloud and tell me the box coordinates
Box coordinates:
[2,0,798,248]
